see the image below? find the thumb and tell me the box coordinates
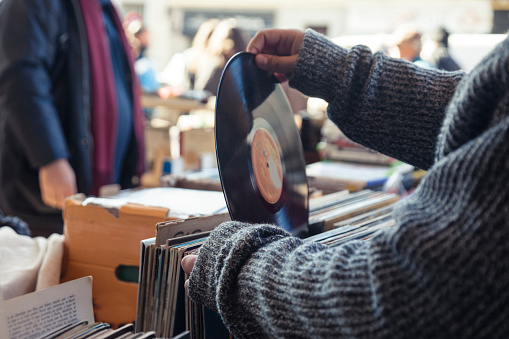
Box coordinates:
[255,54,298,76]
[181,254,198,275]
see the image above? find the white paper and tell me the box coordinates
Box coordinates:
[0,276,94,339]
[83,187,227,217]
[306,161,391,181]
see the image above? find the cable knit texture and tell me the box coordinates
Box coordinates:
[188,29,509,338]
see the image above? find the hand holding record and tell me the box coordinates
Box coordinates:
[247,29,305,81]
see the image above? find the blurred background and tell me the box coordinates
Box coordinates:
[107,0,509,186]
[113,0,509,73]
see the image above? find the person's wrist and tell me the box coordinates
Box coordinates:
[187,221,248,309]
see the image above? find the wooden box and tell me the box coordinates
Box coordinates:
[60,188,226,328]
[60,194,175,328]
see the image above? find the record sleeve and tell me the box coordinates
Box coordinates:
[215,52,308,236]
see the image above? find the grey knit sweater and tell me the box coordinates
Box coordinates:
[188,30,509,338]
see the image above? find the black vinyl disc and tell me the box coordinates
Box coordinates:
[215,52,308,236]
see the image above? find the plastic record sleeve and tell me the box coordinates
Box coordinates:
[214,52,309,236]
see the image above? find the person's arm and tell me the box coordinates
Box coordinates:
[186,155,509,339]
[249,29,465,170]
[39,158,77,209]
[0,1,76,208]
[185,221,367,338]
[184,31,509,338]
[184,214,474,338]
[0,0,71,171]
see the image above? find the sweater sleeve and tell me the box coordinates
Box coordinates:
[188,32,509,339]
[188,221,377,338]
[189,154,509,339]
[289,30,465,170]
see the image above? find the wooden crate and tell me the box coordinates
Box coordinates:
[60,195,177,328]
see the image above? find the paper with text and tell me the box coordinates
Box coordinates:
[0,276,94,339]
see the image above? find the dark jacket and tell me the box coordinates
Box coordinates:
[0,0,143,223]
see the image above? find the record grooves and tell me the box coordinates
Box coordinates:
[215,52,308,236]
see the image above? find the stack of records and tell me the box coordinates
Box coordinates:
[308,188,399,233]
[320,120,394,166]
[135,215,230,339]
[306,203,396,246]
[48,322,158,339]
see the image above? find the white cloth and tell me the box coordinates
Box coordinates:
[0,227,64,300]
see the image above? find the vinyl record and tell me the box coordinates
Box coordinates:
[215,52,308,236]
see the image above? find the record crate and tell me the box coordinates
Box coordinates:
[60,193,178,329]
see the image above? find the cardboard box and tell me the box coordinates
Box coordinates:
[142,123,172,187]
[60,188,227,328]
[180,127,215,170]
[145,123,171,169]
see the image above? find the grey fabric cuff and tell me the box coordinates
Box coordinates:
[188,221,291,313]
[290,29,348,102]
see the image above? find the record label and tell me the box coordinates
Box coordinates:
[251,127,283,204]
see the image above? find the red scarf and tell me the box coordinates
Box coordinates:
[78,0,145,195]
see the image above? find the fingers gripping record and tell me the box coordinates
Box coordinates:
[247,29,305,78]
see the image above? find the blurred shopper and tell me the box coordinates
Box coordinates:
[193,18,251,94]
[0,0,145,236]
[391,24,433,68]
[124,12,161,96]
[160,18,220,92]
[422,27,462,71]
[123,12,161,120]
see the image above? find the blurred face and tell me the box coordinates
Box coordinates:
[136,29,150,49]
[397,40,420,61]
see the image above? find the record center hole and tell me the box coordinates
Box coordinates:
[115,265,139,283]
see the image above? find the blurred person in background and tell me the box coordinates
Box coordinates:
[421,27,462,71]
[391,24,433,68]
[193,18,251,94]
[124,12,161,119]
[160,18,220,93]
[0,0,145,237]
[124,12,161,96]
